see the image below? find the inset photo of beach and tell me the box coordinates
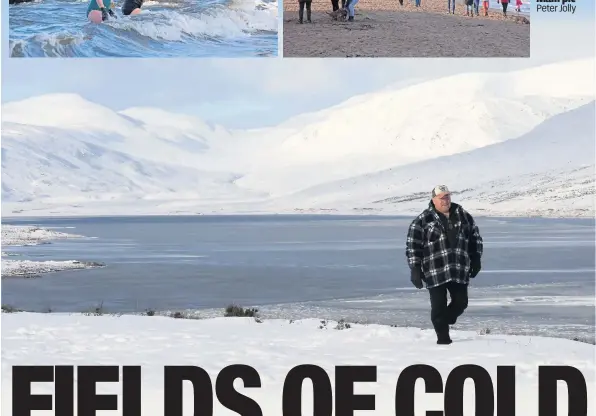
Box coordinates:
[283,0,530,57]
[8,0,279,57]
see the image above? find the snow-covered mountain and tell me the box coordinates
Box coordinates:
[1,94,234,171]
[266,101,595,218]
[232,58,595,195]
[1,59,594,217]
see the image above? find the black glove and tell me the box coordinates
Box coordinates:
[108,8,117,18]
[469,255,481,278]
[410,267,424,289]
[100,7,109,20]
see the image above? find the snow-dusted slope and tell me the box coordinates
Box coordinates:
[1,94,229,170]
[1,122,266,208]
[268,102,595,217]
[1,59,594,217]
[233,59,595,195]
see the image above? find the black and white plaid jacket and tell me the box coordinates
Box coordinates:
[405,202,483,288]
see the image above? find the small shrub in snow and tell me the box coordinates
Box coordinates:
[167,311,201,320]
[478,327,491,335]
[224,304,259,317]
[84,302,105,316]
[144,309,156,316]
[334,319,351,330]
[319,319,352,330]
[1,304,23,313]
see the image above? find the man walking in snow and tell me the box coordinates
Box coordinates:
[405,185,483,344]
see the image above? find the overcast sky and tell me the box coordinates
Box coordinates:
[2,10,594,129]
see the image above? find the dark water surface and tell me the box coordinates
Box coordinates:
[2,215,594,342]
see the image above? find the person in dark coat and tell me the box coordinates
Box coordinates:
[498,0,509,16]
[298,0,312,23]
[405,185,483,344]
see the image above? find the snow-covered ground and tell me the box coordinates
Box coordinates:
[1,313,594,415]
[1,259,105,278]
[1,58,594,218]
[1,224,85,246]
[1,225,103,277]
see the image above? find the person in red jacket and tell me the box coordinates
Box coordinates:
[498,0,509,16]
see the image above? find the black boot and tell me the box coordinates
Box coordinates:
[436,328,452,345]
[307,6,311,22]
[299,6,304,22]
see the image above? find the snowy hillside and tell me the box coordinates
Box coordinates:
[1,59,594,217]
[1,122,266,207]
[233,58,595,195]
[1,94,233,171]
[269,102,595,218]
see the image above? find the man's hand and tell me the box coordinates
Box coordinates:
[100,7,109,20]
[410,267,424,289]
[469,256,481,278]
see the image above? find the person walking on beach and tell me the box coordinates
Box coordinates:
[465,0,474,16]
[87,0,117,22]
[482,0,489,15]
[405,185,483,345]
[515,0,522,12]
[497,0,509,16]
[331,0,346,11]
[298,0,312,23]
[473,0,480,15]
[345,0,359,21]
[447,0,455,14]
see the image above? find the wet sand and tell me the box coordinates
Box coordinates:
[283,0,530,57]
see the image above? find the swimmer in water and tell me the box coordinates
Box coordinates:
[121,0,144,15]
[87,0,117,22]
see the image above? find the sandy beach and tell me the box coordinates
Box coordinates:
[283,0,530,57]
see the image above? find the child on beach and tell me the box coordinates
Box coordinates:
[483,0,489,15]
[465,0,474,16]
[497,0,509,16]
[515,0,522,12]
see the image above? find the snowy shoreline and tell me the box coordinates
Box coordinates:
[1,224,86,246]
[1,224,104,277]
[1,313,594,415]
[2,205,595,219]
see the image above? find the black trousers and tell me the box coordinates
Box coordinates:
[299,0,311,21]
[428,281,468,335]
[331,0,346,11]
